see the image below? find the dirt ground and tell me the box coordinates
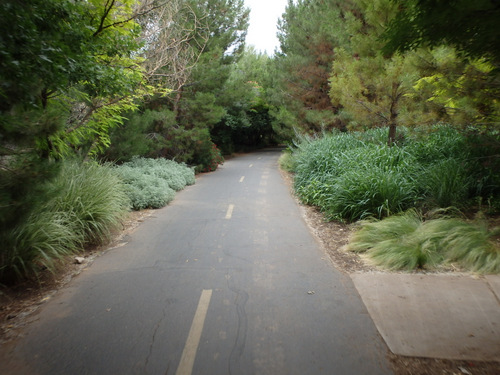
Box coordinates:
[1,170,499,374]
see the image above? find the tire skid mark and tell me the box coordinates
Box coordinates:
[225,271,249,375]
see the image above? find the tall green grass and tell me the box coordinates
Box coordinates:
[289,125,490,221]
[348,209,500,273]
[287,125,500,273]
[417,158,472,208]
[1,161,130,282]
[1,157,197,282]
[48,161,130,245]
[292,131,420,221]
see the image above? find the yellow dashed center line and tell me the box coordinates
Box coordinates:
[176,289,213,375]
[239,176,245,183]
[225,204,235,219]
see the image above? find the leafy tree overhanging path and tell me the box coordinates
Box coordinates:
[0,150,392,375]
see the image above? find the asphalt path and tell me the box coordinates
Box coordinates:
[0,149,393,374]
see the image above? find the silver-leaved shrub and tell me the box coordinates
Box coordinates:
[116,157,195,210]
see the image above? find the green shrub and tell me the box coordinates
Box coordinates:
[348,209,500,273]
[117,166,175,210]
[194,141,224,173]
[123,157,195,190]
[102,109,175,162]
[116,157,195,210]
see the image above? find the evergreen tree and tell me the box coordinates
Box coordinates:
[275,0,354,132]
[383,0,500,66]
[0,0,149,248]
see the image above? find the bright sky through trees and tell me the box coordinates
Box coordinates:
[244,0,288,54]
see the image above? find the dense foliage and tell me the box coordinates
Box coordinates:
[116,157,195,210]
[288,126,500,272]
[0,157,194,282]
[291,126,499,221]
[0,0,280,282]
[383,0,500,64]
[2,0,500,280]
[273,0,500,143]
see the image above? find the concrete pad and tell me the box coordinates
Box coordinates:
[351,273,500,361]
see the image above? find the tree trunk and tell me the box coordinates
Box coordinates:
[388,121,397,147]
[387,82,400,147]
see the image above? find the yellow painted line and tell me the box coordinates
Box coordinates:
[249,164,253,168]
[176,289,213,375]
[225,204,234,219]
[239,176,245,183]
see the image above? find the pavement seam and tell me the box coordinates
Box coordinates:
[485,278,500,306]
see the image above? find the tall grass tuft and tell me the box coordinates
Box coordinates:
[418,158,472,208]
[3,211,82,280]
[440,221,500,274]
[347,209,500,273]
[347,210,444,270]
[1,161,130,282]
[47,161,130,245]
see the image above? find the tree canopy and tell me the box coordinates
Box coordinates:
[383,0,500,65]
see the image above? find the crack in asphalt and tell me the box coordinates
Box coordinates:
[144,304,169,374]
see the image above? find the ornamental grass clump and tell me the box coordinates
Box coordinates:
[1,161,130,282]
[347,209,444,270]
[3,211,82,281]
[48,161,130,246]
[439,220,500,274]
[347,209,500,273]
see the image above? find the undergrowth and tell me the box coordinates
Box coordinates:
[1,157,196,283]
[288,125,500,273]
[1,161,130,282]
[291,125,495,221]
[115,157,195,210]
